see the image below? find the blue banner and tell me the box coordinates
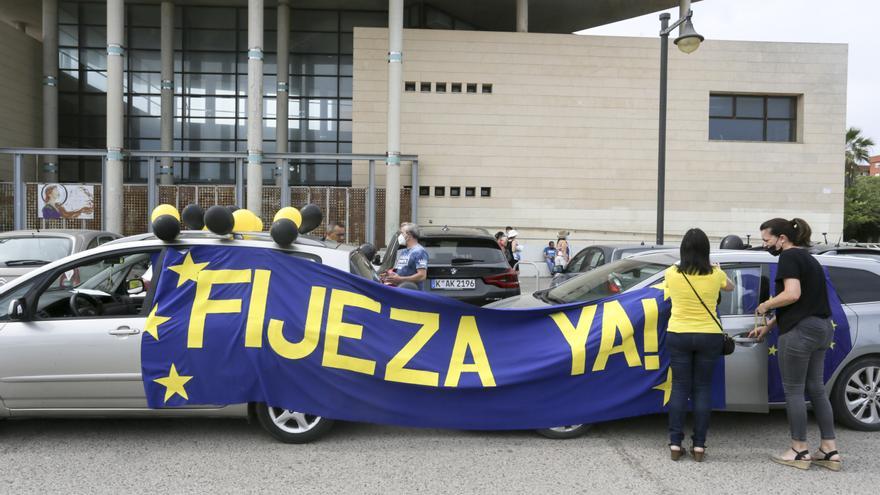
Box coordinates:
[142,246,692,429]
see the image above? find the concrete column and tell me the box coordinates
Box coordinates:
[105,0,124,234]
[516,0,528,32]
[159,1,174,184]
[42,0,59,182]
[246,0,264,214]
[275,0,289,188]
[385,0,403,239]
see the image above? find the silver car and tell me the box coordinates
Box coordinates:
[488,250,880,436]
[0,232,377,444]
[0,229,120,287]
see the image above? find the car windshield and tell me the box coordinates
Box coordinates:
[0,237,72,266]
[420,238,506,264]
[546,258,669,304]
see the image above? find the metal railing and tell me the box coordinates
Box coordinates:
[0,148,419,241]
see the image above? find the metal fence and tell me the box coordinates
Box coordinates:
[0,148,418,246]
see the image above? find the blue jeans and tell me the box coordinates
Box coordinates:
[667,332,723,448]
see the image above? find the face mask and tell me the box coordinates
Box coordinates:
[765,238,782,256]
[398,234,407,245]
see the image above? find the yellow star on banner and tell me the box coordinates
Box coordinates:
[144,304,171,340]
[831,320,838,331]
[653,368,673,406]
[768,345,778,356]
[168,252,209,287]
[154,364,193,403]
[830,341,836,350]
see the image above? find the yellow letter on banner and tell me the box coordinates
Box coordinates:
[641,298,660,370]
[244,269,271,348]
[592,300,643,371]
[188,269,252,348]
[322,289,380,376]
[268,286,327,360]
[444,316,496,387]
[385,309,441,387]
[550,305,597,376]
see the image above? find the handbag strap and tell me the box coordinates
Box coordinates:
[680,271,724,332]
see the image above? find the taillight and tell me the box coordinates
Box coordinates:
[606,280,621,294]
[483,268,519,289]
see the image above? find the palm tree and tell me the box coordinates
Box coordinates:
[846,127,875,187]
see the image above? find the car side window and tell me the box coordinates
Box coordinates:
[587,249,605,270]
[86,237,100,250]
[827,267,880,304]
[566,250,588,273]
[34,250,159,319]
[718,265,763,316]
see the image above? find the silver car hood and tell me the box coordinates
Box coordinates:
[0,267,36,286]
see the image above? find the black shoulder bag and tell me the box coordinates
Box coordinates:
[680,271,735,355]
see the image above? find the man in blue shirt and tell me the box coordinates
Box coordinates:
[384,222,429,290]
[543,241,557,273]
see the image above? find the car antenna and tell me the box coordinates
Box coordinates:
[835,236,841,247]
[822,232,828,244]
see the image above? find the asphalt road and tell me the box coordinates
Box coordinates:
[1,410,877,494]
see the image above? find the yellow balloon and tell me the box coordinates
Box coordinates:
[273,207,302,228]
[232,209,251,232]
[150,204,180,223]
[248,212,264,232]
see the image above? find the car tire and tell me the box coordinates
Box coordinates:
[831,356,880,431]
[535,424,592,439]
[254,402,335,443]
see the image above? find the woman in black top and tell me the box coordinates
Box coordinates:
[750,218,842,471]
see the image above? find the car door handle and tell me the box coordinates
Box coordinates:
[109,326,140,336]
[732,331,760,346]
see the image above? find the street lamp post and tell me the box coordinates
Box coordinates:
[656,10,704,245]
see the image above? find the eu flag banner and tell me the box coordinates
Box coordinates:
[765,265,853,403]
[142,245,688,430]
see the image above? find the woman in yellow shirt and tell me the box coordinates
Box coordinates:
[665,228,734,461]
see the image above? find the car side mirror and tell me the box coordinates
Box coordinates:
[127,278,145,295]
[372,254,382,266]
[8,298,27,321]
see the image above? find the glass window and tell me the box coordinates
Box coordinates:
[59,2,78,24]
[129,28,161,49]
[187,29,236,51]
[709,118,763,141]
[183,52,237,73]
[547,259,669,304]
[59,48,79,70]
[129,72,163,94]
[59,25,79,47]
[735,96,764,118]
[421,238,507,264]
[130,117,161,138]
[184,73,236,94]
[709,95,733,117]
[291,10,339,32]
[185,7,236,29]
[35,251,157,319]
[291,32,339,54]
[183,118,237,140]
[129,50,162,72]
[129,5,161,27]
[130,96,161,116]
[828,267,880,304]
[81,4,106,25]
[81,49,107,70]
[339,120,352,141]
[341,11,387,31]
[718,265,763,316]
[767,97,794,118]
[291,54,339,75]
[0,237,73,266]
[709,94,797,143]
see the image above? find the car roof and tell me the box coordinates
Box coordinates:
[0,229,117,240]
[418,226,494,239]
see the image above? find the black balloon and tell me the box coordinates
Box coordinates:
[226,205,240,212]
[298,203,322,234]
[152,214,180,242]
[719,234,745,250]
[270,218,298,246]
[181,204,205,230]
[205,205,235,235]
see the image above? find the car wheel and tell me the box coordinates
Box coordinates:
[536,424,592,439]
[832,357,880,431]
[254,403,335,443]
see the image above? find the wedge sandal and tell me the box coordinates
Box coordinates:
[771,448,811,470]
[812,449,842,472]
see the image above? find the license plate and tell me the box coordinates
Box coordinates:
[431,278,476,290]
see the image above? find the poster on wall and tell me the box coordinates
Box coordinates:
[38,183,95,220]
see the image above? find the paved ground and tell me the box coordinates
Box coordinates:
[1,410,876,494]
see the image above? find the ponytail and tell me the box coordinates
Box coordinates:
[760,217,813,247]
[790,218,812,247]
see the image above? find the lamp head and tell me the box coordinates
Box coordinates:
[674,18,704,54]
